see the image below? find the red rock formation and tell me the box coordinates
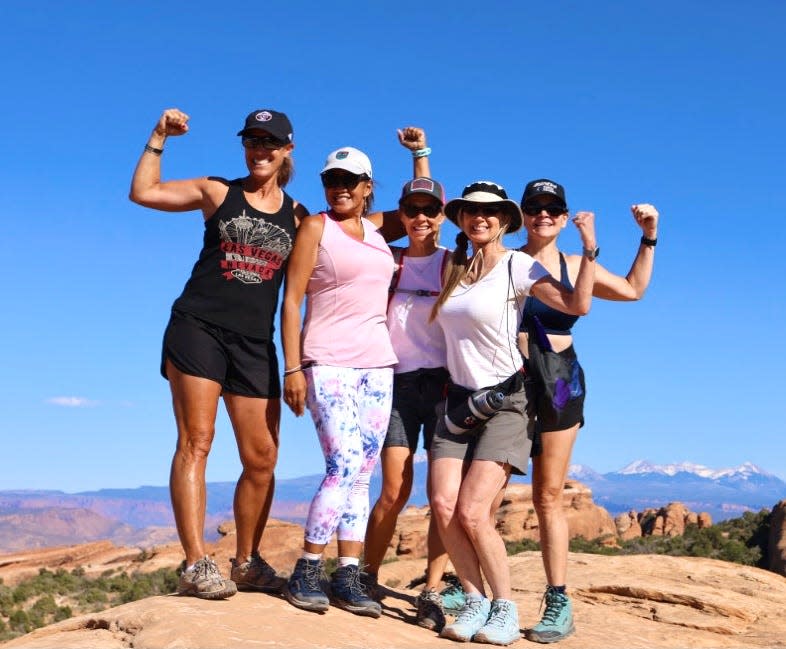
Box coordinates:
[768,499,786,577]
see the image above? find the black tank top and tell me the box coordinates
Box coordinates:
[172,178,296,338]
[520,252,580,335]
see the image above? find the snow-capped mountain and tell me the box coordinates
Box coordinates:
[567,460,785,521]
[614,460,773,480]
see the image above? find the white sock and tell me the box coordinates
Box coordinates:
[338,556,359,567]
[302,551,322,561]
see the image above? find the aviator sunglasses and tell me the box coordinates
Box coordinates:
[242,135,287,151]
[320,172,370,189]
[462,204,502,216]
[523,203,567,217]
[401,203,441,218]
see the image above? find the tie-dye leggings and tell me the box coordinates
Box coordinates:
[303,364,394,545]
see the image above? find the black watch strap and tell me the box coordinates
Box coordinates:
[641,235,657,247]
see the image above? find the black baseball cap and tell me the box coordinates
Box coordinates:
[399,177,446,205]
[521,178,567,208]
[237,109,293,142]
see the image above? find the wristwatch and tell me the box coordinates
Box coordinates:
[582,246,600,261]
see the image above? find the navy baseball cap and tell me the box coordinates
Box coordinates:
[237,109,293,142]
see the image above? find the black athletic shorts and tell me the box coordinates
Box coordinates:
[161,309,280,398]
[384,367,449,452]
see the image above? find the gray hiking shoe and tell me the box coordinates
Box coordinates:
[178,556,237,600]
[416,588,446,631]
[230,552,286,593]
[474,598,521,645]
[440,595,491,642]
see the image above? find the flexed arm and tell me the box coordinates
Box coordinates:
[592,203,659,301]
[531,211,597,315]
[129,108,216,214]
[371,126,433,242]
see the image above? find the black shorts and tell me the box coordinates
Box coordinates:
[161,310,280,398]
[384,367,449,452]
[528,344,585,455]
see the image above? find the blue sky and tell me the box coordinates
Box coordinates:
[1,1,785,492]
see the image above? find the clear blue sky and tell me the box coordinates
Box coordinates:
[2,1,784,492]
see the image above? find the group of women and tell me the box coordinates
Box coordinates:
[130,107,658,646]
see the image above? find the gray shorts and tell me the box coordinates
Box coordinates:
[431,383,534,475]
[384,367,449,452]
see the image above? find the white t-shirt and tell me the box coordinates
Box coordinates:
[387,247,449,374]
[436,250,549,390]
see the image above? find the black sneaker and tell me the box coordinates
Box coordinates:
[416,588,446,631]
[330,564,382,618]
[284,558,329,613]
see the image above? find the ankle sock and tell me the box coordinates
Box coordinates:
[338,556,359,567]
[302,551,322,562]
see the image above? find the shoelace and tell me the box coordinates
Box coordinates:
[538,589,567,625]
[194,557,219,581]
[455,597,485,623]
[302,561,325,590]
[340,568,368,598]
[484,601,512,629]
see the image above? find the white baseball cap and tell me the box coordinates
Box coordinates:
[320,147,373,178]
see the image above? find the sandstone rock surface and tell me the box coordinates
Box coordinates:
[4,552,786,649]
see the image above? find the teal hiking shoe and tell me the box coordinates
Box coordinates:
[473,598,521,645]
[284,558,329,613]
[440,575,467,614]
[525,586,575,643]
[440,595,491,642]
[330,564,382,618]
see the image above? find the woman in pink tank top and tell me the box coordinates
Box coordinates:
[280,135,431,617]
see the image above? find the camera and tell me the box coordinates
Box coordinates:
[444,388,506,435]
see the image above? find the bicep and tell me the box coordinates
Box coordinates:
[136,177,212,213]
[591,263,638,301]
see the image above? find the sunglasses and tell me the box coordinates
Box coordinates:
[401,203,441,218]
[462,204,502,216]
[242,135,287,150]
[320,172,369,189]
[523,203,567,217]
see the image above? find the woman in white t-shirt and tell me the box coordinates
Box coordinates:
[429,181,597,646]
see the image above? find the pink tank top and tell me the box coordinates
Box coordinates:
[302,212,397,368]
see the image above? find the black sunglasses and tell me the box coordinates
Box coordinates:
[401,203,441,218]
[321,172,369,189]
[242,135,287,151]
[523,203,567,217]
[463,204,502,216]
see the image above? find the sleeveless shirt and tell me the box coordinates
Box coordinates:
[302,212,397,368]
[172,178,296,338]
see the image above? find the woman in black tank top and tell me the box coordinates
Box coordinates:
[130,107,309,600]
[517,178,659,643]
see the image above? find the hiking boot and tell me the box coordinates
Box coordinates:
[230,553,286,593]
[525,587,575,644]
[284,558,329,613]
[474,598,521,645]
[440,575,467,614]
[329,564,382,618]
[360,570,380,601]
[439,595,491,642]
[416,588,446,631]
[178,556,237,600]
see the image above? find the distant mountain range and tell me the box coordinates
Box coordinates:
[1,460,783,552]
[566,460,786,520]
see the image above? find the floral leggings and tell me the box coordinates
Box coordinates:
[303,365,393,545]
